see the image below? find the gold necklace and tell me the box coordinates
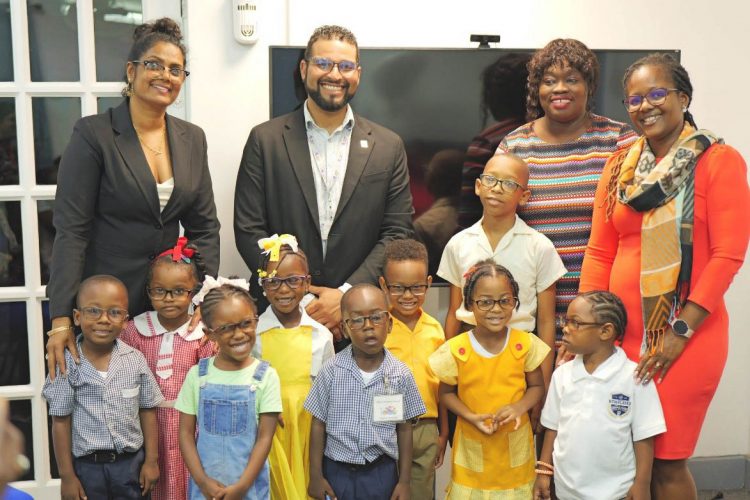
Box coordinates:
[135,127,166,156]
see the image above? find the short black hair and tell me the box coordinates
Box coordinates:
[341,283,387,316]
[77,275,128,308]
[200,280,256,329]
[462,259,520,311]
[383,239,428,267]
[304,25,359,62]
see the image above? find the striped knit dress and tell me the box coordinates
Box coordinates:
[498,114,637,342]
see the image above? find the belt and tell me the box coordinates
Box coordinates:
[77,449,139,463]
[330,454,393,471]
[413,417,437,425]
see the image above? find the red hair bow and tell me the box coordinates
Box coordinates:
[158,236,195,263]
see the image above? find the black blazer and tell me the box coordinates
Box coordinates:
[47,100,220,318]
[234,108,414,298]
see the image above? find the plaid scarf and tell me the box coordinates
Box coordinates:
[617,124,720,354]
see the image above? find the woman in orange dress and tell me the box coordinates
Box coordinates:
[580,53,749,499]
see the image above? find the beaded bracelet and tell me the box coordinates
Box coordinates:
[534,469,554,476]
[46,325,73,337]
[536,460,554,471]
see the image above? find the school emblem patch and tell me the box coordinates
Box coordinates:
[608,393,631,417]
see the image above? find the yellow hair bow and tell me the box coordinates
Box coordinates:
[257,234,299,262]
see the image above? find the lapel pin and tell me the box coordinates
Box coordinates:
[360,139,369,148]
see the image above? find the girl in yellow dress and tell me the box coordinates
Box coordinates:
[254,234,334,500]
[429,259,550,499]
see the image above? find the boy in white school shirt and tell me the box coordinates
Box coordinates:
[534,291,665,500]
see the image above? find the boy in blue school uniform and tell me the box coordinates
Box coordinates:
[43,275,163,499]
[304,284,426,500]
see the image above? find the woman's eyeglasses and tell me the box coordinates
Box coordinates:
[131,60,190,79]
[622,87,679,111]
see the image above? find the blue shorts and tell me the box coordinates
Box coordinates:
[74,448,147,499]
[322,455,398,500]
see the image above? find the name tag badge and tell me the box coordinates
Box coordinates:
[121,386,139,398]
[373,393,404,423]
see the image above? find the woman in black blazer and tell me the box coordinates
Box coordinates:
[45,18,219,374]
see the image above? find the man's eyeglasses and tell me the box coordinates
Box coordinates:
[472,297,518,311]
[557,317,604,330]
[308,57,358,74]
[622,88,679,111]
[131,60,190,79]
[385,283,428,296]
[77,306,129,323]
[147,287,195,300]
[344,311,389,331]
[478,174,525,193]
[260,275,308,290]
[208,316,259,336]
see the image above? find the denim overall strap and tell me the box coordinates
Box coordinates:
[188,360,271,500]
[253,361,270,381]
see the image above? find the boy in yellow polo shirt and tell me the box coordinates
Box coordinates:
[379,239,447,499]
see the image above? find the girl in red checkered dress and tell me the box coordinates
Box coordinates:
[120,237,216,500]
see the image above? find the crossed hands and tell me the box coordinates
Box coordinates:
[199,477,248,500]
[466,403,525,435]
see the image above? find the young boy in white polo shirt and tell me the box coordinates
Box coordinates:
[534,291,665,500]
[438,153,566,409]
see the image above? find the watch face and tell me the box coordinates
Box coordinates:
[672,320,689,335]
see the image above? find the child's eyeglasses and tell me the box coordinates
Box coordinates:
[557,317,605,330]
[479,174,524,193]
[344,311,389,331]
[209,316,259,336]
[147,287,195,300]
[472,297,517,311]
[385,283,428,296]
[77,306,129,323]
[260,275,308,290]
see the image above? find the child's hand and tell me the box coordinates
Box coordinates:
[61,475,87,500]
[494,403,524,430]
[434,432,448,468]
[625,479,651,500]
[466,413,497,435]
[532,474,552,500]
[308,473,337,500]
[222,483,250,500]
[139,457,160,495]
[390,481,410,499]
[198,476,226,499]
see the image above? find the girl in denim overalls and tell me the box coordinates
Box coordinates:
[175,278,282,500]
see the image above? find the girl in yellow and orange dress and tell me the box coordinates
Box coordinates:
[429,259,550,498]
[253,234,334,500]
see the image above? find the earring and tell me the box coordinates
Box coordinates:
[682,106,687,113]
[125,81,133,97]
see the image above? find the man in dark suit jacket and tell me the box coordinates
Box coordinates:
[234,25,414,338]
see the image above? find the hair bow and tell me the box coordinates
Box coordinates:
[257,234,299,262]
[192,275,251,306]
[462,265,479,280]
[157,236,195,263]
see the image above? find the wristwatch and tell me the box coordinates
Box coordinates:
[670,318,695,339]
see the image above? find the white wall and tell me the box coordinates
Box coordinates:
[182,0,750,458]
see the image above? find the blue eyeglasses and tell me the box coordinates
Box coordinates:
[623,88,680,111]
[308,57,358,74]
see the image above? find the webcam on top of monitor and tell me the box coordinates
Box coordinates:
[470,34,501,49]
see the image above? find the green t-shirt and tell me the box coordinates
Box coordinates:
[174,357,282,421]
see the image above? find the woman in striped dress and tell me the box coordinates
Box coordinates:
[498,39,637,349]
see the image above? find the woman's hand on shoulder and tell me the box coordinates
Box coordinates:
[46,318,79,380]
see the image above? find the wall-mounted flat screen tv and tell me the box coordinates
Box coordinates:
[270,47,679,279]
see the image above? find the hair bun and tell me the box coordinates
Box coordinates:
[133,17,183,42]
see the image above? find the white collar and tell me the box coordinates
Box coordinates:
[571,346,627,382]
[133,310,204,342]
[303,100,355,133]
[257,305,324,334]
[466,214,534,236]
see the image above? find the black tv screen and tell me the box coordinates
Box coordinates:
[269,47,679,279]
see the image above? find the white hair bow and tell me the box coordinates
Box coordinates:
[192,275,251,306]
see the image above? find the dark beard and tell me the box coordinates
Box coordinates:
[307,82,354,112]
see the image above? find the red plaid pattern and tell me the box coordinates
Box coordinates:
[120,318,216,499]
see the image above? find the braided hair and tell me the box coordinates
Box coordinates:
[147,242,206,290]
[462,259,520,311]
[200,281,257,329]
[577,290,628,341]
[259,244,309,276]
[622,52,696,128]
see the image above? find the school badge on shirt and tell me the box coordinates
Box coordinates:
[608,393,632,417]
